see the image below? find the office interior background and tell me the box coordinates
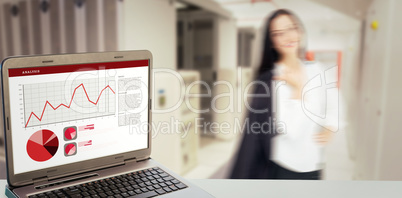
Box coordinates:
[0,0,401,181]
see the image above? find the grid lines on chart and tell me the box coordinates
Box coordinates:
[23,77,116,127]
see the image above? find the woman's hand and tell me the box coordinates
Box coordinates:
[273,67,306,99]
[313,128,334,145]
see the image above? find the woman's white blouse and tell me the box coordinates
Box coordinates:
[271,61,340,172]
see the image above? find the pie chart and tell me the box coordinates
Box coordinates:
[26,129,59,162]
[64,126,77,140]
[64,143,77,156]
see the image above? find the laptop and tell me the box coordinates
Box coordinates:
[1,51,213,198]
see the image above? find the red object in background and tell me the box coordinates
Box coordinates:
[337,51,342,87]
[305,50,342,87]
[306,51,315,61]
[27,129,59,162]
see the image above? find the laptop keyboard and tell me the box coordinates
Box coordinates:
[28,167,188,198]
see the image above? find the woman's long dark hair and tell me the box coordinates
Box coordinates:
[258,9,306,75]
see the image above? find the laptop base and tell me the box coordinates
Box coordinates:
[5,185,17,198]
[10,158,213,198]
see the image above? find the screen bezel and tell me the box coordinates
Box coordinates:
[1,51,153,187]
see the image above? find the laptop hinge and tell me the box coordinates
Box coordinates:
[33,176,49,185]
[124,156,149,164]
[124,157,138,164]
[136,156,150,162]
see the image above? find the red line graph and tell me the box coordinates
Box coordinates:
[25,83,115,128]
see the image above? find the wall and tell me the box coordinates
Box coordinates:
[378,0,402,180]
[216,17,237,70]
[304,21,360,51]
[121,0,176,69]
[355,0,402,180]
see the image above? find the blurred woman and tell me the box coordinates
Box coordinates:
[231,9,337,180]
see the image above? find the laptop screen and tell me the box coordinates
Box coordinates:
[7,60,149,175]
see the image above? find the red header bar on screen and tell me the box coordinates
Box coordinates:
[8,60,149,77]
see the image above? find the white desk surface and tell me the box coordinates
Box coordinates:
[1,179,402,198]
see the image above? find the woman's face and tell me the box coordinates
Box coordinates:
[270,14,301,57]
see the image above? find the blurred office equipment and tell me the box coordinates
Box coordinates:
[0,2,3,60]
[85,0,103,52]
[179,70,201,173]
[17,1,29,55]
[177,7,238,139]
[74,0,87,52]
[152,70,201,175]
[103,0,122,51]
[213,68,237,140]
[177,10,219,127]
[237,27,256,68]
[2,1,21,56]
[0,0,22,160]
[63,0,76,53]
[49,0,63,54]
[39,0,52,54]
[30,0,44,54]
[0,0,123,55]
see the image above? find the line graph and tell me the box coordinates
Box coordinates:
[24,77,116,127]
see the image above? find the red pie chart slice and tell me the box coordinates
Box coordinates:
[27,141,52,161]
[27,130,59,162]
[65,143,77,156]
[44,133,56,145]
[44,145,58,157]
[29,131,43,145]
[44,135,59,147]
[44,137,59,156]
[64,127,77,140]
